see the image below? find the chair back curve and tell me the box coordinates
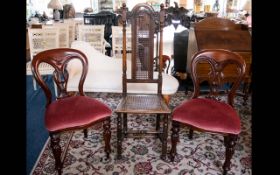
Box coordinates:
[31,48,88,105]
[191,49,246,106]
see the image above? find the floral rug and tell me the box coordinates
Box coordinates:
[31,92,251,175]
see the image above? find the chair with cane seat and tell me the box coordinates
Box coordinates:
[115,3,171,160]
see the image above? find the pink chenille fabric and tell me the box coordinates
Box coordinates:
[45,96,112,132]
[173,98,241,134]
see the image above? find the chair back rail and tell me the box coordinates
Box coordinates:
[31,48,88,105]
[191,49,246,106]
[122,3,165,95]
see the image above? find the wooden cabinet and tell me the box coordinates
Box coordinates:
[193,17,251,103]
[194,29,251,84]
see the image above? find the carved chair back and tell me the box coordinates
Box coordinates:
[122,3,165,95]
[31,48,88,104]
[194,17,239,30]
[191,49,246,106]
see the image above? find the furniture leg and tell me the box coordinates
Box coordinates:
[103,118,111,159]
[83,129,88,138]
[117,113,122,159]
[170,121,180,161]
[189,128,193,139]
[242,82,251,106]
[156,114,160,131]
[160,114,168,161]
[223,134,238,175]
[50,133,62,175]
[123,113,127,138]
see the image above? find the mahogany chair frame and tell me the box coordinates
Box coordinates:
[31,48,111,175]
[170,49,246,175]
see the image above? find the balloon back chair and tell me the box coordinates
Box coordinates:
[31,48,112,175]
[170,49,246,175]
[115,3,171,160]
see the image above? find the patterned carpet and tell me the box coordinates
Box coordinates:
[31,92,251,175]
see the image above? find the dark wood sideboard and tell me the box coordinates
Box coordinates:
[194,17,251,104]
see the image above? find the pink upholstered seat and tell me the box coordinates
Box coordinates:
[45,96,112,132]
[173,98,240,134]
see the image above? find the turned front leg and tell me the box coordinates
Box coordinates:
[223,134,238,175]
[123,113,127,138]
[50,133,62,175]
[83,129,88,138]
[156,114,160,131]
[170,121,180,162]
[103,118,111,159]
[160,114,168,161]
[116,113,122,159]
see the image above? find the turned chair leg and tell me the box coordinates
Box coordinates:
[223,134,238,175]
[123,113,127,138]
[50,133,62,175]
[83,129,88,138]
[116,113,122,159]
[160,114,168,161]
[242,82,251,106]
[170,121,180,161]
[156,114,160,131]
[103,118,111,159]
[156,114,161,140]
[189,128,193,139]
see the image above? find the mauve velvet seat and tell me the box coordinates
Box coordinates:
[173,98,241,134]
[45,96,112,132]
